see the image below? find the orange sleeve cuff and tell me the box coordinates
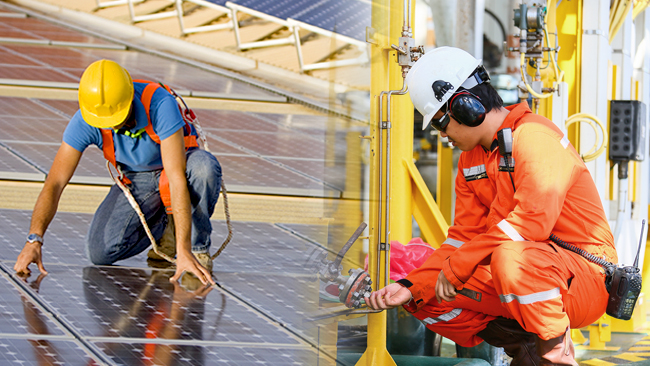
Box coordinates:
[442,258,465,289]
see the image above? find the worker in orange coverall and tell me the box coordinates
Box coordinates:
[365,47,617,366]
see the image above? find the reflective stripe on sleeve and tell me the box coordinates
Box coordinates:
[560,136,570,149]
[422,308,462,325]
[463,164,488,181]
[497,219,526,241]
[443,238,464,248]
[499,287,561,305]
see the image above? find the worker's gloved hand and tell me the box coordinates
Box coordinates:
[14,241,47,275]
[435,270,457,303]
[364,282,412,310]
[170,252,215,286]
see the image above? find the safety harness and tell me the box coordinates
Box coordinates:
[101,80,232,264]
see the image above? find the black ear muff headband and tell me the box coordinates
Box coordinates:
[448,90,486,127]
[430,65,490,129]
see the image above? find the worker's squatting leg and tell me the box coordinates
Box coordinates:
[86,170,167,265]
[184,148,222,253]
[405,262,541,365]
[491,241,608,365]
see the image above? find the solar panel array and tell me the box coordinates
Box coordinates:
[0,9,366,366]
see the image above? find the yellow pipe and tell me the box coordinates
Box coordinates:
[556,0,582,148]
[359,0,403,364]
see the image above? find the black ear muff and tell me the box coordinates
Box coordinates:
[449,91,486,127]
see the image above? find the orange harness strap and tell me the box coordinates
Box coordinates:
[101,80,199,214]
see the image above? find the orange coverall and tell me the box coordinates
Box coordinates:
[400,103,617,346]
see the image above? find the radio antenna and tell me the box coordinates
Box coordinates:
[633,219,646,268]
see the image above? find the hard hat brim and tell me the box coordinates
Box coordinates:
[80,103,131,129]
[423,111,436,130]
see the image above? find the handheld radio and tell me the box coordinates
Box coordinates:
[549,220,645,321]
[605,220,645,320]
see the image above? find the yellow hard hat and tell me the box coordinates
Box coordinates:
[78,60,134,129]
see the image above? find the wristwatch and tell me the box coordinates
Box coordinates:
[26,233,44,245]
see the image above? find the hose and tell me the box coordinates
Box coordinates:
[520,53,553,99]
[564,113,608,162]
[543,1,564,83]
[610,0,634,44]
[633,0,650,19]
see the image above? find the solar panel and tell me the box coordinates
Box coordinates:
[292,0,370,41]
[228,0,323,20]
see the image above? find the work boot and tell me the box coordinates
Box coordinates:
[193,252,213,272]
[148,214,176,261]
[535,329,578,366]
[477,317,540,366]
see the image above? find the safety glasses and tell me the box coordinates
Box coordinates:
[430,103,451,132]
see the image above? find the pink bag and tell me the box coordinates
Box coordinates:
[365,238,435,281]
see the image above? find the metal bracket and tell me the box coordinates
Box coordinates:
[583,29,604,36]
[366,27,377,45]
[381,121,391,129]
[379,242,390,251]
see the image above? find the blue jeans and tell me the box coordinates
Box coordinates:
[87,149,222,265]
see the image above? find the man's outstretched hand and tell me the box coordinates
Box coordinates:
[14,242,47,275]
[364,282,412,310]
[170,253,214,286]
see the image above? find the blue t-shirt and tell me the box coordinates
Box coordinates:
[63,82,186,172]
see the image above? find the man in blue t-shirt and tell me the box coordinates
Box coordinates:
[14,59,221,286]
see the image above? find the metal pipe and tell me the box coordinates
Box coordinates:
[384,84,408,287]
[377,91,386,290]
[331,222,368,271]
[402,0,412,36]
[374,0,413,289]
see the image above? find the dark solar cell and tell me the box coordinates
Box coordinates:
[229,0,323,20]
[292,0,370,41]
[0,338,101,365]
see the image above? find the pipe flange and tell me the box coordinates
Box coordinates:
[338,268,373,309]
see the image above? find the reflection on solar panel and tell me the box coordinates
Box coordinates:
[0,5,365,365]
[0,208,344,365]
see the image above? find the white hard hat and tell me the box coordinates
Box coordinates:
[406,47,481,129]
